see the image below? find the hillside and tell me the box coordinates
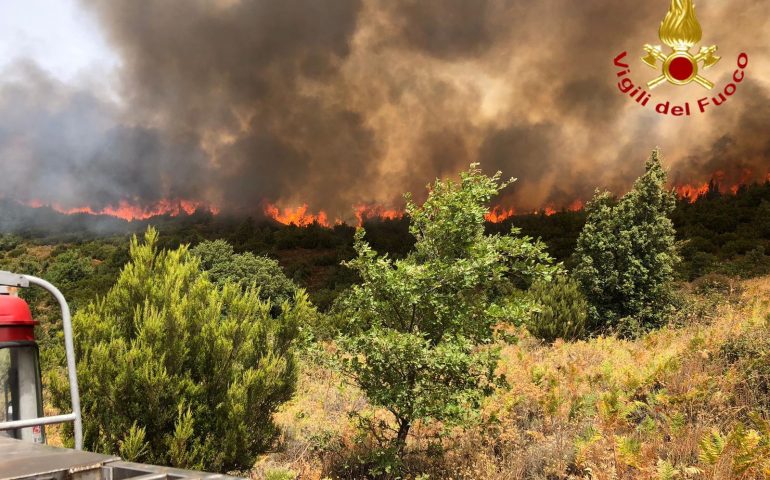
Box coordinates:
[265,275,770,479]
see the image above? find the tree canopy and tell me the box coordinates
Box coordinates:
[574,149,679,333]
[336,164,556,453]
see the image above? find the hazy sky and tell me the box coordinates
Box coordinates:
[0,0,116,81]
[0,0,768,221]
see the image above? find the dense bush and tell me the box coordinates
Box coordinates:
[574,149,679,334]
[527,275,589,342]
[53,228,309,472]
[191,239,297,305]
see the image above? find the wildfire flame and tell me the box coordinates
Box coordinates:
[23,168,770,227]
[354,204,403,226]
[24,199,216,221]
[264,203,330,227]
[485,206,516,223]
[659,0,702,50]
[675,183,710,202]
[674,168,769,203]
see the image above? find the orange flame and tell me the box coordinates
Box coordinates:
[354,204,403,226]
[264,203,330,227]
[485,206,516,223]
[675,183,709,202]
[567,199,584,212]
[24,199,217,221]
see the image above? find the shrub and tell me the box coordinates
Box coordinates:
[691,273,740,297]
[191,239,297,305]
[527,275,589,342]
[720,327,770,414]
[54,228,310,472]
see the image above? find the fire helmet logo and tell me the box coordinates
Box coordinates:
[642,0,720,89]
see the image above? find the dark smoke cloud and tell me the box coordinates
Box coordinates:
[0,60,207,210]
[0,0,768,220]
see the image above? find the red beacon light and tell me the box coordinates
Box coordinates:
[0,287,46,444]
[0,271,83,449]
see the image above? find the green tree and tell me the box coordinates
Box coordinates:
[53,229,309,472]
[337,164,556,453]
[574,149,679,333]
[192,239,297,306]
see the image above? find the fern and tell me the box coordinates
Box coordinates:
[698,429,726,466]
[616,435,642,468]
[731,415,770,476]
[656,459,679,480]
[574,426,602,469]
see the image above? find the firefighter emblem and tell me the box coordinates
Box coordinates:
[642,0,720,89]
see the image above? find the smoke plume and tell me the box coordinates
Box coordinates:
[1,0,768,220]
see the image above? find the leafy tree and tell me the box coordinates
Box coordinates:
[192,239,297,305]
[574,149,679,333]
[53,229,308,472]
[336,164,556,453]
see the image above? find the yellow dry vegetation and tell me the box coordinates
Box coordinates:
[269,276,770,479]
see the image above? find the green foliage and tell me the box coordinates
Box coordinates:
[719,326,770,414]
[337,164,556,454]
[46,249,94,292]
[527,274,589,342]
[119,422,150,462]
[191,239,297,305]
[264,468,298,480]
[54,228,308,472]
[574,149,679,334]
[698,429,726,466]
[656,459,679,480]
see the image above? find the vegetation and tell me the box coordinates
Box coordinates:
[192,239,298,305]
[1,151,770,478]
[274,276,770,479]
[526,274,589,342]
[336,165,555,460]
[50,229,310,472]
[574,149,679,334]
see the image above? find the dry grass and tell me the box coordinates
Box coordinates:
[265,277,770,479]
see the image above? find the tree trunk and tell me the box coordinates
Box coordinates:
[396,418,411,454]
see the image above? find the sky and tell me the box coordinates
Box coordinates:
[0,0,116,81]
[0,0,768,221]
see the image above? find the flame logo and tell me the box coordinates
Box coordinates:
[642,0,719,89]
[659,0,702,50]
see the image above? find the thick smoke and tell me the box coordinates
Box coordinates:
[0,61,208,210]
[1,0,769,219]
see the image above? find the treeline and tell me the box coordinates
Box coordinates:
[2,179,769,313]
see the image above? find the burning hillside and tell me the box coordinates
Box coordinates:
[0,0,769,219]
[10,166,770,229]
[23,199,218,222]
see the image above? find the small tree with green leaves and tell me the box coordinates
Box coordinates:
[53,228,310,472]
[573,149,679,334]
[337,164,556,454]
